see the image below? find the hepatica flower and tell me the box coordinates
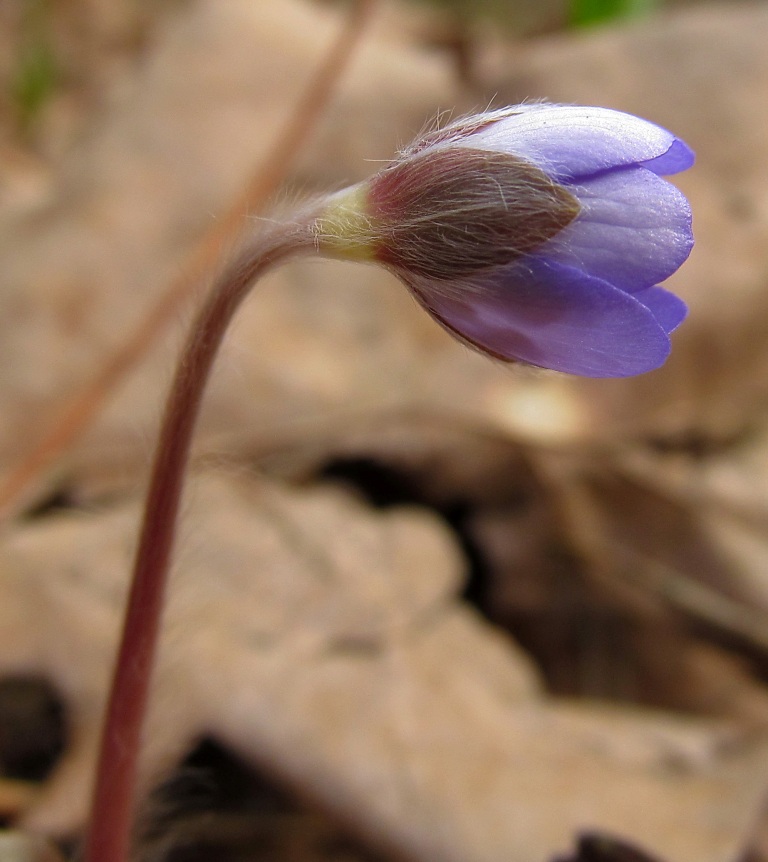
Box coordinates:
[316,104,694,377]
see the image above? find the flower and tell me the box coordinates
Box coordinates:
[315,104,694,378]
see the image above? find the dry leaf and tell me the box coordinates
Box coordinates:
[0,468,766,862]
[0,831,65,862]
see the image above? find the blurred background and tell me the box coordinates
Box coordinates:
[2,1,768,861]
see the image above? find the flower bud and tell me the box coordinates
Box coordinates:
[348,147,579,280]
[314,104,694,378]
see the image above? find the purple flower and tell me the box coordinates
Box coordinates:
[317,104,694,377]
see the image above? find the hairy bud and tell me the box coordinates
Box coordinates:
[316,148,579,281]
[368,148,580,280]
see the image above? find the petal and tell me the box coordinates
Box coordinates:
[409,258,674,378]
[639,138,695,175]
[544,166,693,292]
[461,105,690,181]
[634,285,688,333]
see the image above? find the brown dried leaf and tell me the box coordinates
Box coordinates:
[0,831,65,862]
[0,469,766,862]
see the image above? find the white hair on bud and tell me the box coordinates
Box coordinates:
[368,147,580,284]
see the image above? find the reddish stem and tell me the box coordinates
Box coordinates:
[82,219,316,862]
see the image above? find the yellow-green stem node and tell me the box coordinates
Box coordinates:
[313,184,378,262]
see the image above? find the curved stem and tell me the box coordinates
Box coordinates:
[82,218,317,862]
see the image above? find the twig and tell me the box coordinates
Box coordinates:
[617,544,768,654]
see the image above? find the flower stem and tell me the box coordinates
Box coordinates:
[81,218,316,862]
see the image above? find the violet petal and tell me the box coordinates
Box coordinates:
[545,166,693,292]
[639,138,695,175]
[411,258,674,377]
[462,105,691,181]
[633,285,688,333]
